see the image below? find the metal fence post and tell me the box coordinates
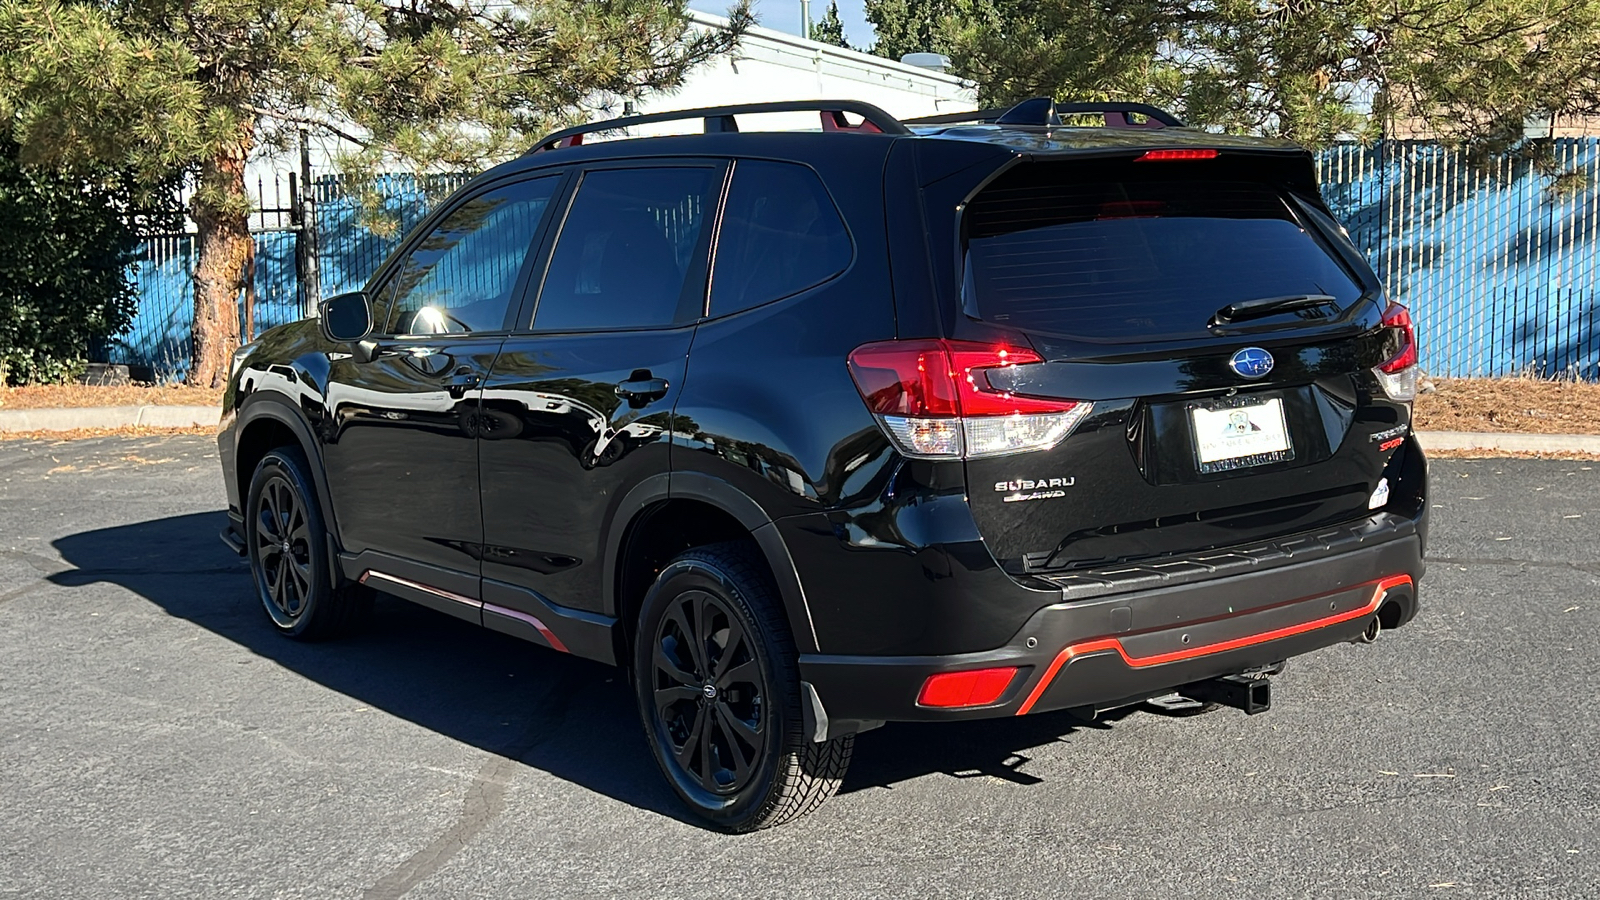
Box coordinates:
[296,130,322,316]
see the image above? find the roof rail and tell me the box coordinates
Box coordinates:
[903,97,1185,129]
[528,100,910,153]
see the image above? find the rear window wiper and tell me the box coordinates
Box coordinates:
[1210,294,1337,327]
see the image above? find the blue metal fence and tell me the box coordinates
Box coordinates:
[1319,140,1600,380]
[114,173,470,379]
[117,142,1600,380]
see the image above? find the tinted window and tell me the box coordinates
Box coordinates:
[376,176,558,335]
[710,161,852,316]
[963,167,1362,340]
[533,167,715,331]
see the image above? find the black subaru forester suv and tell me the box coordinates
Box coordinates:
[218,98,1426,831]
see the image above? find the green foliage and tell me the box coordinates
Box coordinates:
[0,0,753,188]
[0,144,144,385]
[811,1,850,49]
[873,0,1600,151]
[940,0,1180,112]
[0,0,752,383]
[864,0,958,61]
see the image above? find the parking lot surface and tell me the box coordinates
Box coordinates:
[1,435,1597,899]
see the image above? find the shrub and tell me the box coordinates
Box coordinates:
[0,143,142,385]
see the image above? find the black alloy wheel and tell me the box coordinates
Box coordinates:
[244,447,369,640]
[634,542,852,832]
[651,587,769,795]
[253,469,315,627]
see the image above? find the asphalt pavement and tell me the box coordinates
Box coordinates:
[1,435,1596,899]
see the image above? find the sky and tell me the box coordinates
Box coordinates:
[689,0,876,49]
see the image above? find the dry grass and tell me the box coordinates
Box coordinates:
[0,383,223,410]
[0,424,217,442]
[1427,448,1600,460]
[1413,377,1600,435]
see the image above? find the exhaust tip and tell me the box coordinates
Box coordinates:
[1358,615,1382,644]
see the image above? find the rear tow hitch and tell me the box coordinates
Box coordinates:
[1180,674,1272,715]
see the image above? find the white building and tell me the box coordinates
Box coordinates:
[626,11,975,131]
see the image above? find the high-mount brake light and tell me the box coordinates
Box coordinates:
[847,339,1093,459]
[1136,148,1219,161]
[1373,301,1419,402]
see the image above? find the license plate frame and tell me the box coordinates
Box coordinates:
[1188,394,1295,474]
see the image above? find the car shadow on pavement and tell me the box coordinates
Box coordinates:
[49,510,690,823]
[840,708,1137,794]
[50,510,1135,822]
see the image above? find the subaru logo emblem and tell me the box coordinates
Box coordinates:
[1229,347,1274,379]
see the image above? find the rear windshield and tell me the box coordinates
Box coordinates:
[962,164,1363,340]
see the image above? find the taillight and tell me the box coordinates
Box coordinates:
[1373,301,1418,402]
[847,339,1092,459]
[917,667,1019,708]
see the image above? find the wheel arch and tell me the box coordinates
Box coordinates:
[234,397,344,562]
[605,472,820,657]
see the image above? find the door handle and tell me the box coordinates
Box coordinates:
[614,375,670,403]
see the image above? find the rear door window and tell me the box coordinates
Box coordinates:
[710,160,852,316]
[532,167,718,331]
[962,163,1362,340]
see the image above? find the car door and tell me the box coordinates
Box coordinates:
[322,173,564,617]
[477,161,725,632]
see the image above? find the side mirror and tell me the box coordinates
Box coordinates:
[320,291,372,343]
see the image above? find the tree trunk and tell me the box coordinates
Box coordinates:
[189,138,253,388]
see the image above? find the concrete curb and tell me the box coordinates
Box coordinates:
[1416,430,1600,453]
[0,405,220,433]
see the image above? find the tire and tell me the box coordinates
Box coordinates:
[632,542,852,832]
[244,446,371,640]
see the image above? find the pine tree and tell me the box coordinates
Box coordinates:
[927,0,1600,151]
[812,1,851,48]
[864,0,959,61]
[0,0,752,386]
[811,1,850,49]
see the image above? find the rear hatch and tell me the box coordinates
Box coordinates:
[952,152,1414,576]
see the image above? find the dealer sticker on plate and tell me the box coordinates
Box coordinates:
[1190,397,1293,473]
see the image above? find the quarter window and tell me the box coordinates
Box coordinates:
[533,167,717,331]
[378,176,559,336]
[710,161,852,317]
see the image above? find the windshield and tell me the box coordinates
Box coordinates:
[962,163,1363,340]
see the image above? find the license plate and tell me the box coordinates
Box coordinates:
[1189,396,1293,473]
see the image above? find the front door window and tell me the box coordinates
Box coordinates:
[376,176,561,336]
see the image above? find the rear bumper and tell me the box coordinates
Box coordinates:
[798,529,1423,732]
